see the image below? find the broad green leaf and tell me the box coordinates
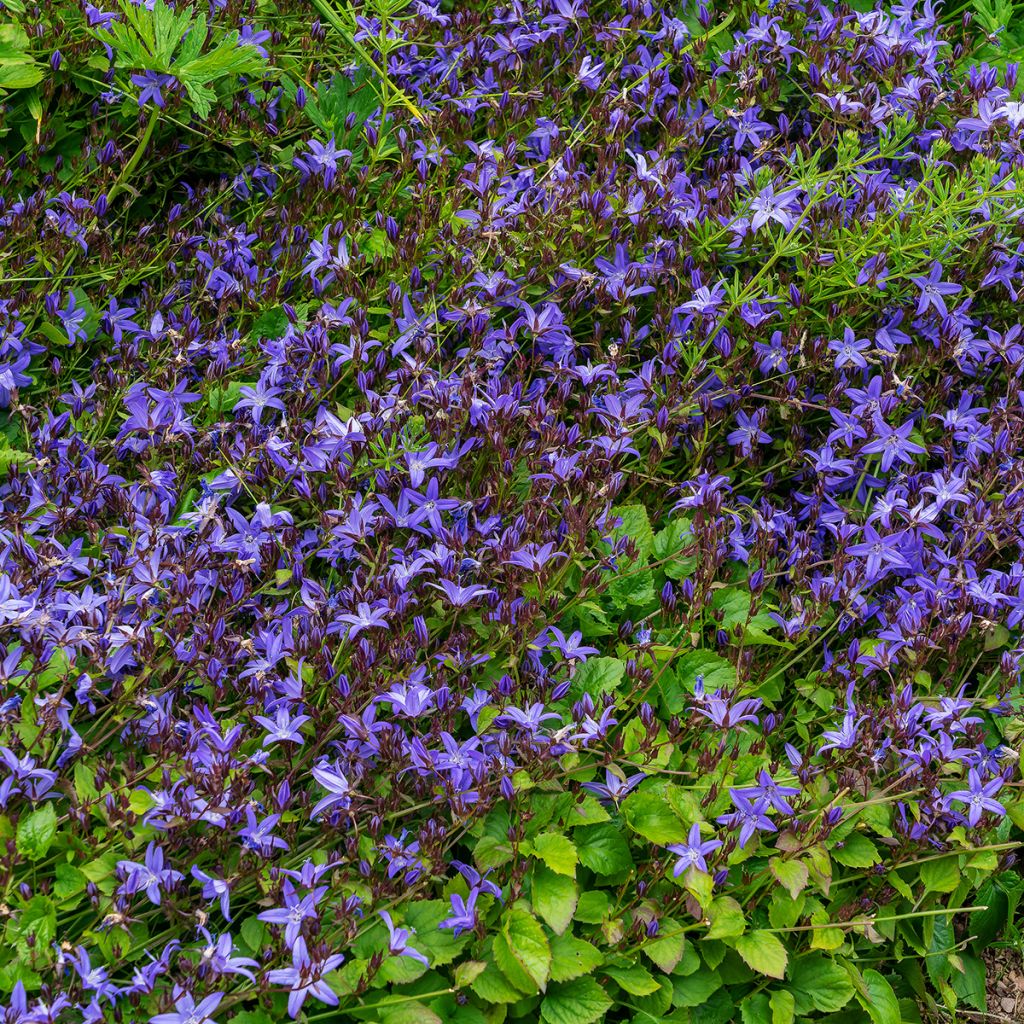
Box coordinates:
[770,858,809,898]
[705,896,746,940]
[471,964,526,1003]
[541,977,612,1024]
[549,932,604,982]
[832,833,879,868]
[789,955,856,1014]
[532,864,577,935]
[575,823,633,876]
[733,931,788,979]
[770,989,796,1024]
[860,968,902,1024]
[571,657,624,699]
[16,804,57,861]
[497,906,551,992]
[605,963,660,995]
[643,918,686,973]
[920,856,960,893]
[533,832,578,877]
[621,787,688,844]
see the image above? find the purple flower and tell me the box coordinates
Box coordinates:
[860,415,927,472]
[667,823,723,875]
[439,888,479,936]
[716,793,777,848]
[911,261,962,317]
[946,769,1006,827]
[117,843,184,906]
[581,768,646,806]
[267,936,345,1019]
[149,990,223,1024]
[379,910,429,966]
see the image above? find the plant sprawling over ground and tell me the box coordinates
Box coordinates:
[1,0,1024,1021]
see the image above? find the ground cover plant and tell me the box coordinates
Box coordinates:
[1,0,1024,1021]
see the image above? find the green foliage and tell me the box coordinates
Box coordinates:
[90,0,267,118]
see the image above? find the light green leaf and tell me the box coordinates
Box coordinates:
[605,963,660,995]
[770,989,796,1024]
[705,896,746,940]
[496,906,551,993]
[533,864,577,935]
[733,931,788,979]
[533,832,578,877]
[770,858,809,898]
[549,932,604,982]
[790,955,856,1014]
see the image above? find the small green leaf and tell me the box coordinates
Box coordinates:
[920,855,960,893]
[605,962,660,995]
[643,918,686,973]
[770,858,809,898]
[533,832,578,877]
[733,931,788,979]
[571,657,624,699]
[16,804,57,861]
[549,932,604,982]
[770,989,796,1024]
[541,977,612,1024]
[790,955,856,1014]
[705,896,746,940]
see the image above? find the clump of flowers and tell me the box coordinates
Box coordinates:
[0,0,1023,1021]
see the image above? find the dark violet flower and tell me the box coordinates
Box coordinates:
[266,937,344,1019]
[117,843,184,906]
[581,768,646,805]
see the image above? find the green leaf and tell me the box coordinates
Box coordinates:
[832,833,879,868]
[541,977,612,1024]
[643,918,686,973]
[405,900,470,966]
[379,1003,443,1024]
[575,823,633,876]
[54,863,88,901]
[549,932,604,982]
[471,965,527,1004]
[950,953,986,1013]
[533,832,578,877]
[789,955,856,1014]
[770,858,809,898]
[610,504,654,559]
[661,651,735,713]
[605,963,660,995]
[497,907,551,993]
[770,989,795,1024]
[532,864,577,935]
[920,856,960,893]
[672,967,723,1007]
[705,896,746,940]
[16,804,57,861]
[621,787,688,844]
[733,931,788,979]
[860,969,902,1024]
[571,657,624,699]
[8,895,55,957]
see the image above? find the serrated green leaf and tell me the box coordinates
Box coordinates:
[16,804,57,861]
[532,864,577,935]
[496,906,551,993]
[532,832,578,877]
[732,931,788,979]
[541,977,612,1024]
[549,932,604,982]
